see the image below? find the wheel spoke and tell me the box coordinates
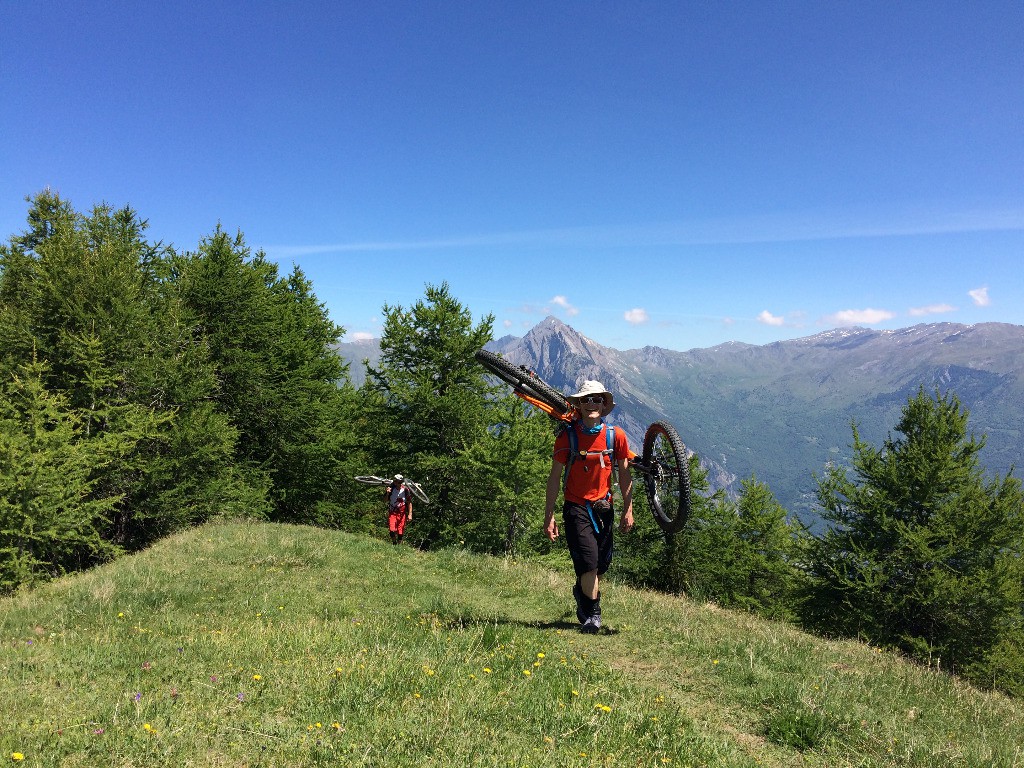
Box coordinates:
[641,422,692,535]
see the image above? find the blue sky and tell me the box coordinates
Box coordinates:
[3,2,1022,352]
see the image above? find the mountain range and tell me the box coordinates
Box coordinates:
[336,318,1024,526]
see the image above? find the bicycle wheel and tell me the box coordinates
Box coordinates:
[355,475,389,485]
[405,481,430,505]
[474,349,572,417]
[641,421,692,535]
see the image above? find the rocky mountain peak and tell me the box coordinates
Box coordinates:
[510,316,625,389]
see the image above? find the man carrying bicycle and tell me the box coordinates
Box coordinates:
[385,474,413,545]
[544,381,634,633]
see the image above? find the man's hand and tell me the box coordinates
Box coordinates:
[619,507,634,533]
[544,515,559,541]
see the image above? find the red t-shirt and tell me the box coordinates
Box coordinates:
[553,422,631,505]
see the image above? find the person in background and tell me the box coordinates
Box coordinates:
[385,474,413,544]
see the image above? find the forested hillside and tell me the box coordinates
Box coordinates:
[0,192,553,593]
[3,193,1023,698]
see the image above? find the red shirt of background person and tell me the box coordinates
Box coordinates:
[384,474,413,545]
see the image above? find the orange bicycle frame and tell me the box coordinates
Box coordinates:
[514,389,576,424]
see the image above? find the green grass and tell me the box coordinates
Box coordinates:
[2,522,1022,767]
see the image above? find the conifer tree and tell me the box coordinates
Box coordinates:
[673,476,804,618]
[0,359,121,591]
[615,453,714,591]
[1,193,261,555]
[804,387,1024,686]
[174,227,347,521]
[453,393,554,555]
[364,283,493,547]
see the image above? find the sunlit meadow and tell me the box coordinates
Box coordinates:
[2,522,1022,766]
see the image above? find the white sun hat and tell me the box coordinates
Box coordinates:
[567,380,615,416]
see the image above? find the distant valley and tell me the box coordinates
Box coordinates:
[336,318,1024,526]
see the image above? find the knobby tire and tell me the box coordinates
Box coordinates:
[641,421,692,535]
[474,349,572,419]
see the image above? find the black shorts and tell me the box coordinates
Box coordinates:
[562,500,614,577]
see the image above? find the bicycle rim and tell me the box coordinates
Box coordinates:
[641,421,692,535]
[354,475,388,485]
[474,349,572,418]
[406,481,430,505]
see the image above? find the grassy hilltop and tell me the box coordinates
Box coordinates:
[2,522,1022,767]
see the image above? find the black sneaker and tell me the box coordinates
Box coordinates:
[581,614,601,634]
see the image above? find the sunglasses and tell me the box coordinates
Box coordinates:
[579,395,605,405]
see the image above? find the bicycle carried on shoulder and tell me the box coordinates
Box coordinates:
[354,476,430,505]
[474,349,692,535]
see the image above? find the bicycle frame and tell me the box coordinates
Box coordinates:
[517,390,576,423]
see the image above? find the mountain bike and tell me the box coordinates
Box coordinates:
[474,349,691,535]
[355,476,430,504]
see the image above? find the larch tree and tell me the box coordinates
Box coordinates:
[364,282,494,547]
[174,227,348,521]
[804,387,1024,688]
[0,192,252,553]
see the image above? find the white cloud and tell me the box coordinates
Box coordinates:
[722,317,735,327]
[350,331,375,341]
[503,319,513,328]
[550,295,579,316]
[823,308,896,327]
[908,303,956,317]
[969,286,991,307]
[757,310,786,326]
[624,308,649,325]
